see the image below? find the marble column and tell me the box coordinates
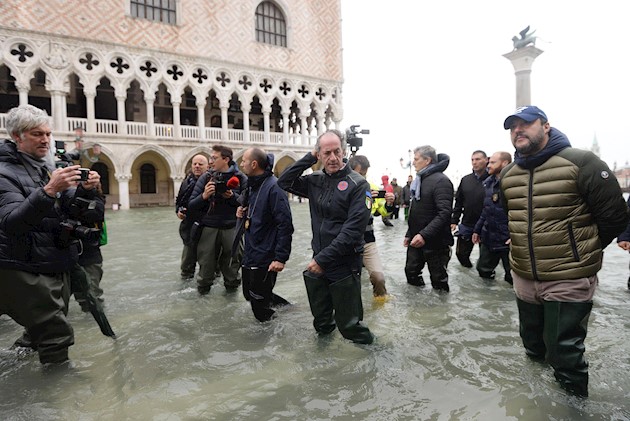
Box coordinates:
[172,100,181,139]
[145,96,155,137]
[116,95,126,135]
[84,90,96,133]
[116,174,131,210]
[503,46,544,107]
[196,100,206,140]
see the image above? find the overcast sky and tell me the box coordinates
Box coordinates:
[340,0,630,185]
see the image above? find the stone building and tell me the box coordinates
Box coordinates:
[0,0,343,208]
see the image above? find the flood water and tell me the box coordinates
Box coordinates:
[1,203,629,420]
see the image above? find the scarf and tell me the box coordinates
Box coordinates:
[410,163,436,200]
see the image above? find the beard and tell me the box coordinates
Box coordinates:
[514,127,546,156]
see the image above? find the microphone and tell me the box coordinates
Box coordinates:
[227,176,240,189]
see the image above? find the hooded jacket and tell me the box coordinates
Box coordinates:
[0,139,99,273]
[406,153,454,249]
[240,154,293,267]
[473,174,510,252]
[278,153,370,272]
[500,128,629,281]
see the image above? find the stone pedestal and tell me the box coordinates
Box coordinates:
[503,46,544,107]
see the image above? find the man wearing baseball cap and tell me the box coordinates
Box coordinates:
[500,105,629,397]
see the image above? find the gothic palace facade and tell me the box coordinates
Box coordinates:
[0,0,343,208]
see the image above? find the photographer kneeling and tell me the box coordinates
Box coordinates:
[0,105,101,365]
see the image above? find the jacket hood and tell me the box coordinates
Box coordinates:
[0,139,19,163]
[514,127,571,169]
[420,153,450,178]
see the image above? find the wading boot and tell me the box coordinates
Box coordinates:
[543,301,592,397]
[516,298,546,361]
[329,274,374,344]
[303,271,335,335]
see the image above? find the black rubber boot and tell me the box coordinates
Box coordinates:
[543,301,592,397]
[329,274,374,344]
[303,271,336,335]
[516,298,546,361]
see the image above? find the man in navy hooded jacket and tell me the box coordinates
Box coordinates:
[236,147,293,322]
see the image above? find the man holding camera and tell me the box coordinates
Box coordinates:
[0,105,101,364]
[188,145,246,295]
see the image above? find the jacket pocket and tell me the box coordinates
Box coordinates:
[567,223,580,261]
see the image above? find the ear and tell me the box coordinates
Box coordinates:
[12,133,21,143]
[543,121,551,134]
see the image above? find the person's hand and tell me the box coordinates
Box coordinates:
[177,209,186,220]
[410,233,425,248]
[371,189,379,198]
[385,192,395,205]
[505,238,511,245]
[403,237,410,247]
[81,170,100,190]
[43,165,81,197]
[221,190,233,199]
[236,206,247,219]
[450,224,457,232]
[618,240,630,251]
[268,261,285,272]
[311,149,319,160]
[202,181,216,200]
[472,233,480,244]
[306,259,323,274]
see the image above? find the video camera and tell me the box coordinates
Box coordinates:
[346,125,370,155]
[54,140,79,168]
[58,197,101,248]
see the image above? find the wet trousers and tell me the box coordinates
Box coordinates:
[242,267,290,322]
[405,246,451,291]
[0,268,73,364]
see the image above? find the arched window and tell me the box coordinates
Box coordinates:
[130,0,176,25]
[140,163,157,193]
[255,2,287,47]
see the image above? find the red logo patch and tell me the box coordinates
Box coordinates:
[337,181,348,191]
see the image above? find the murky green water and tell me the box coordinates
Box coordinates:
[1,204,629,420]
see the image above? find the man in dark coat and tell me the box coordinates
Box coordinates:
[175,154,209,280]
[0,104,102,364]
[188,145,246,294]
[451,150,488,267]
[405,145,454,292]
[237,147,293,321]
[472,151,513,284]
[278,130,374,344]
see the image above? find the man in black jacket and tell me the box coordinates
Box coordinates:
[451,150,489,268]
[237,147,293,321]
[188,145,246,295]
[175,154,209,280]
[405,145,454,292]
[0,105,101,364]
[278,130,374,344]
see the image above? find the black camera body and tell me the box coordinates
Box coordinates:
[58,197,101,247]
[214,180,228,194]
[346,124,370,155]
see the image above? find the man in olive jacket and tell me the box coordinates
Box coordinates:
[501,106,629,397]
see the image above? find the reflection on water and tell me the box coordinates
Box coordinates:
[1,204,629,420]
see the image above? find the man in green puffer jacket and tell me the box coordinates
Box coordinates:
[500,106,629,398]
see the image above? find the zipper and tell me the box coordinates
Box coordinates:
[567,222,580,261]
[527,169,538,281]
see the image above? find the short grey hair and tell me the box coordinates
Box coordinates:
[6,105,51,141]
[315,129,347,152]
[414,145,437,164]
